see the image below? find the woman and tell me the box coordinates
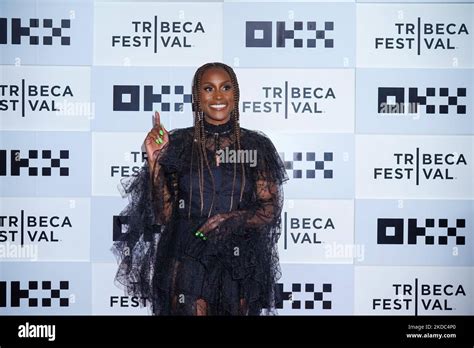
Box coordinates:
[113,62,288,315]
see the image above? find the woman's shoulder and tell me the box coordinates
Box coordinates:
[240,127,276,147]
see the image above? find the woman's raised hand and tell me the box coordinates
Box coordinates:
[145,111,169,167]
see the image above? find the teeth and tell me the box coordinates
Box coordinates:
[210,104,226,109]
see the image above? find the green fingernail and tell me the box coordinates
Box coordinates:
[159,130,164,136]
[202,236,207,241]
[158,137,163,144]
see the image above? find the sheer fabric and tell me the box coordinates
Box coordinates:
[112,118,288,315]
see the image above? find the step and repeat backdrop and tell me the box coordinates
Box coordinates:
[0,0,473,316]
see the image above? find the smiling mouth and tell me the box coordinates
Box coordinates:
[209,104,227,111]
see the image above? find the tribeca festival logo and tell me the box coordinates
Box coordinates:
[374,149,467,185]
[375,18,469,55]
[242,83,336,119]
[276,282,332,311]
[378,87,467,116]
[372,278,466,315]
[0,280,70,308]
[113,84,192,112]
[0,17,71,46]
[246,20,334,48]
[378,218,466,246]
[281,211,327,250]
[0,150,69,176]
[280,151,333,179]
[0,210,72,247]
[0,80,78,117]
[111,17,205,53]
[111,150,147,177]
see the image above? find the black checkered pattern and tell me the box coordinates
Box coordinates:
[9,18,70,45]
[279,152,333,179]
[143,85,192,112]
[276,283,332,310]
[5,150,69,176]
[6,281,69,307]
[277,21,334,48]
[409,87,467,114]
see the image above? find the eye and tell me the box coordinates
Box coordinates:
[203,86,213,92]
[222,84,232,91]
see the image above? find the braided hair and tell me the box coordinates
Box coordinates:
[188,62,246,218]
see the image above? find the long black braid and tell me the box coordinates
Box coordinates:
[188,62,246,218]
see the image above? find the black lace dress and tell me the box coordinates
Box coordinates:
[112,118,288,315]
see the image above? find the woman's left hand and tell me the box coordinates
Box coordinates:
[196,213,228,237]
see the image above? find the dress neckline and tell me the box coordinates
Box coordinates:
[203,117,233,135]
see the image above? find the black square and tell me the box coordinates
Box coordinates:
[438,219,448,228]
[425,236,434,245]
[314,292,322,301]
[322,301,332,310]
[325,22,334,30]
[324,152,333,161]
[29,281,38,289]
[60,281,69,289]
[292,301,301,309]
[60,151,69,159]
[60,298,69,307]
[323,283,332,292]
[439,105,448,114]
[43,19,52,28]
[30,36,39,45]
[42,298,52,307]
[29,167,38,176]
[438,236,448,245]
[306,170,315,178]
[61,19,71,28]
[175,86,184,94]
[316,30,325,39]
[42,168,51,176]
[457,105,466,114]
[447,228,457,236]
[315,161,324,170]
[52,28,61,37]
[457,88,466,97]
[294,21,303,30]
[184,94,192,103]
[426,105,435,114]
[43,36,53,45]
[306,152,315,161]
[425,219,435,228]
[29,150,38,158]
[42,150,52,159]
[42,281,51,289]
[426,88,435,96]
[29,298,38,307]
[30,18,39,27]
[439,88,449,96]
[457,219,465,228]
[161,85,171,94]
[324,170,333,179]
[51,159,60,167]
[307,21,316,30]
[60,168,69,176]
[175,103,183,112]
[305,301,314,309]
[162,103,170,112]
[292,283,301,292]
[448,97,457,105]
[325,39,334,48]
[305,283,314,292]
[61,37,70,45]
[456,236,465,245]
[294,152,302,161]
[51,290,60,298]
[293,170,302,179]
[307,39,316,48]
[294,39,303,48]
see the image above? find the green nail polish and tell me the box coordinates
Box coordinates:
[159,130,164,136]
[158,137,163,144]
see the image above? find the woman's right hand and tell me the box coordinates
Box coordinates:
[145,111,169,168]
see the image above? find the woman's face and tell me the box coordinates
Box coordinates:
[199,67,235,125]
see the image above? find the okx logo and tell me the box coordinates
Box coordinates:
[377,218,466,245]
[113,85,192,112]
[0,18,71,45]
[279,151,333,179]
[276,282,332,310]
[0,150,69,176]
[246,21,334,48]
[0,281,69,307]
[378,87,467,115]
